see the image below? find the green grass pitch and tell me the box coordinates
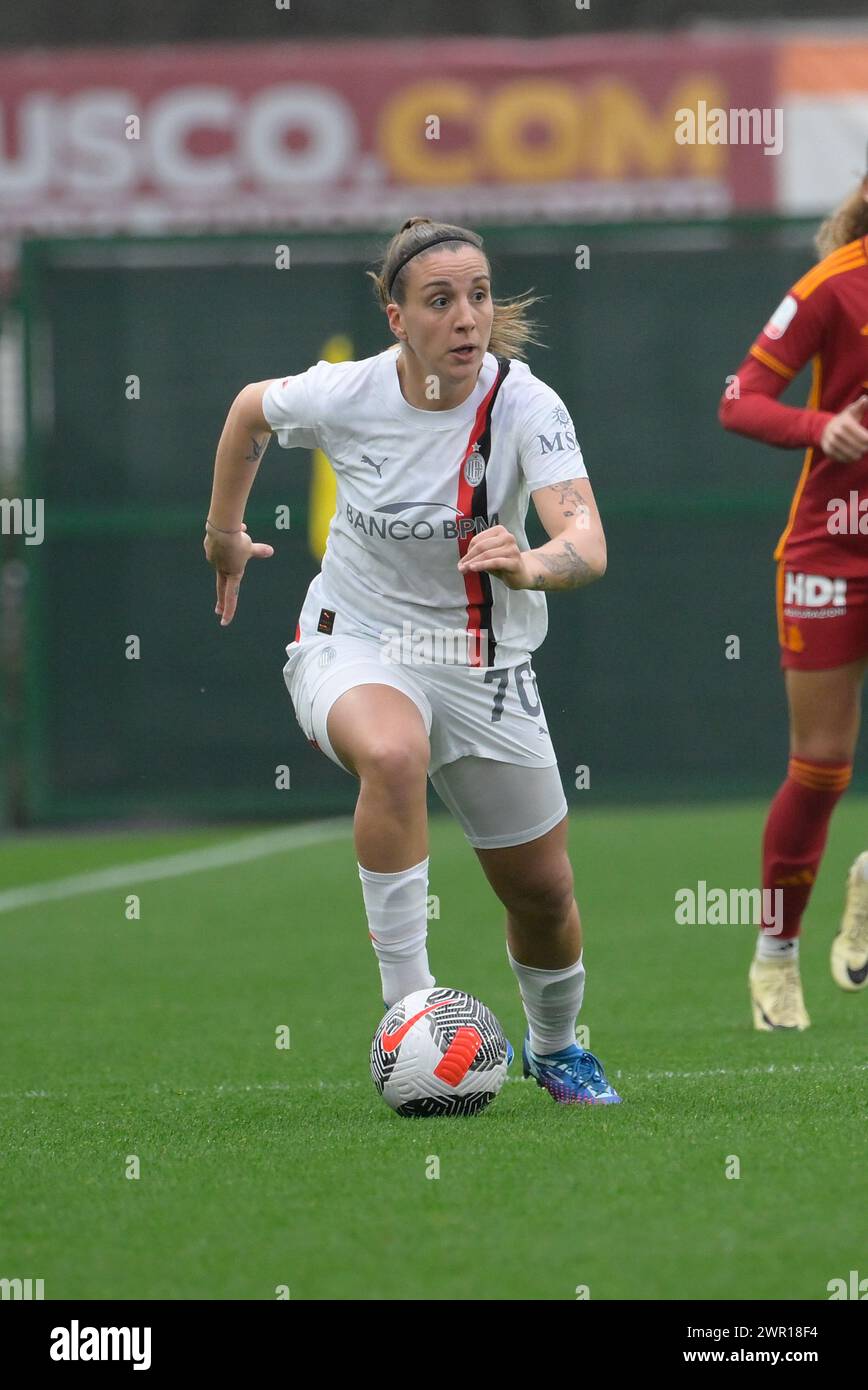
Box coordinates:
[1,800,865,1301]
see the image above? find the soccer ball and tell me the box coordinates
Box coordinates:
[370,986,510,1117]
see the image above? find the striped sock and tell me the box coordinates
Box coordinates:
[759,755,851,944]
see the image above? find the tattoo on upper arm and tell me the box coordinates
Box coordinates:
[542,481,590,529]
[531,539,593,589]
[245,433,271,463]
[548,481,583,516]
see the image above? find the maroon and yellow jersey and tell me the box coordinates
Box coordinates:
[745,236,868,576]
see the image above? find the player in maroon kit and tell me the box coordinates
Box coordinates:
[719,172,868,1029]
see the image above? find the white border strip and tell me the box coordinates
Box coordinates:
[0,819,354,915]
[3,1062,865,1102]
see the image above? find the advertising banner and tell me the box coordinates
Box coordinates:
[0,35,779,247]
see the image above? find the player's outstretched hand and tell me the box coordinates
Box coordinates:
[203,522,274,626]
[821,394,868,463]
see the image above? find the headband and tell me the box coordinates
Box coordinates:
[387,231,479,297]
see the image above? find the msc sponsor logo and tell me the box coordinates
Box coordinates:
[537,430,578,454]
[346,501,498,540]
[783,572,847,612]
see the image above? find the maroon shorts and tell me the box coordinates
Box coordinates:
[777,561,868,670]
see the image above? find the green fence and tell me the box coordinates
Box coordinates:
[14,221,865,825]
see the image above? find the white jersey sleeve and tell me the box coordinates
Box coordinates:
[516,381,587,491]
[261,363,327,450]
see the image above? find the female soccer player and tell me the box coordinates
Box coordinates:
[719,176,868,1029]
[204,215,619,1104]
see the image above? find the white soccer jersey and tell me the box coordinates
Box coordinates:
[261,346,587,667]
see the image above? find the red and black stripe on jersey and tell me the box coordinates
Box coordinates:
[455,354,512,667]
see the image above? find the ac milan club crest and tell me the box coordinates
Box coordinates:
[464,448,486,486]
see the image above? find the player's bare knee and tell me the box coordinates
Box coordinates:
[791,738,855,765]
[356,738,430,793]
[502,862,574,925]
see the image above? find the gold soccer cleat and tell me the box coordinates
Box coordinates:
[831,852,868,991]
[749,956,811,1031]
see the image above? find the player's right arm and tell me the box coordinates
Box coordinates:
[718,275,868,461]
[205,380,277,627]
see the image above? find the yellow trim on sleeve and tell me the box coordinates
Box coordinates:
[791,240,867,300]
[773,354,822,561]
[749,344,796,380]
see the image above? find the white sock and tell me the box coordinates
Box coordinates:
[358,856,434,1005]
[507,945,585,1056]
[756,933,799,961]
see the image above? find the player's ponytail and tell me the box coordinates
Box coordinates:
[366,216,547,360]
[814,179,868,260]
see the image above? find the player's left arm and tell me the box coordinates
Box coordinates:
[526,476,607,589]
[456,477,606,592]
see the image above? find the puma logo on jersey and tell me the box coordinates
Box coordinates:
[361,453,387,477]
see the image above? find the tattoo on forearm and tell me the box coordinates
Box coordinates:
[245,433,271,463]
[531,539,593,589]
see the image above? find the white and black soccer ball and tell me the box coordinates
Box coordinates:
[371,987,510,1117]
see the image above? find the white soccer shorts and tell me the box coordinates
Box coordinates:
[282,633,568,849]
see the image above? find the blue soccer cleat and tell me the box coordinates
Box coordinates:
[522,1032,621,1105]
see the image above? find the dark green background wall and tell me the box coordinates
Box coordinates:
[2,0,856,48]
[17,223,864,825]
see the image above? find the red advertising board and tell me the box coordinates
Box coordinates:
[0,35,778,244]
